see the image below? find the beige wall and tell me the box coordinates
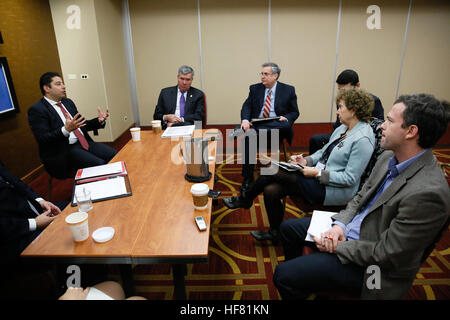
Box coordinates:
[94,0,134,139]
[271,0,340,123]
[47,0,449,126]
[399,0,450,98]
[201,0,268,124]
[128,0,449,125]
[337,0,411,122]
[49,0,133,142]
[129,0,200,124]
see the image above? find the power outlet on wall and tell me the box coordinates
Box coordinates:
[80,74,89,79]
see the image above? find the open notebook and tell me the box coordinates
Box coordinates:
[71,161,132,206]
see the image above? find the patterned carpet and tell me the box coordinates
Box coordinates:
[29,148,450,300]
[131,149,450,300]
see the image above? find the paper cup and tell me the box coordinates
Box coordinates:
[152,120,162,133]
[190,183,209,210]
[130,127,141,141]
[65,211,89,242]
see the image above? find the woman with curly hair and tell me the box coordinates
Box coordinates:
[223,88,376,242]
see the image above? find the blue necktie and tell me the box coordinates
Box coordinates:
[180,92,185,118]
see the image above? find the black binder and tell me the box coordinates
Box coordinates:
[70,161,132,207]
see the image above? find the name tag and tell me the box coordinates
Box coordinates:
[315,161,326,171]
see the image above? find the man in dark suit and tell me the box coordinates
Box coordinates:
[239,62,299,191]
[28,72,117,179]
[0,161,61,263]
[309,69,384,154]
[274,93,450,299]
[153,65,205,129]
[0,162,109,298]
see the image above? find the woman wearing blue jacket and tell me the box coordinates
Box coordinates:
[223,88,376,242]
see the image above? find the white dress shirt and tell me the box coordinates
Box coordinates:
[44,96,85,144]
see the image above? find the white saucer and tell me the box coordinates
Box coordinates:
[92,227,115,243]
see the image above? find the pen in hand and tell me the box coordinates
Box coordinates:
[288,153,303,163]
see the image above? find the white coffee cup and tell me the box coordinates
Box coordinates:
[190,183,209,210]
[130,127,141,141]
[152,120,162,134]
[75,188,93,212]
[65,211,89,242]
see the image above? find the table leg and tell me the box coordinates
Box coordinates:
[172,264,187,300]
[119,264,135,297]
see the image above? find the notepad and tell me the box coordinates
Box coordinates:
[73,176,128,203]
[251,116,280,123]
[305,210,337,242]
[161,125,195,138]
[272,160,304,171]
[75,161,126,180]
[71,161,132,206]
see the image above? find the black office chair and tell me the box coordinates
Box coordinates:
[44,163,76,202]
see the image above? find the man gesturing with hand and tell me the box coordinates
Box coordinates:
[28,72,117,179]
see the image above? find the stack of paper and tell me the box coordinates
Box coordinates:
[75,161,126,180]
[305,210,337,242]
[72,161,131,206]
[161,125,195,138]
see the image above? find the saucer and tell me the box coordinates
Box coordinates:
[92,227,115,243]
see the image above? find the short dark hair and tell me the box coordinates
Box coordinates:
[39,72,61,95]
[395,94,450,149]
[336,69,359,86]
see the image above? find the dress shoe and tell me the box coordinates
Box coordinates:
[240,177,254,194]
[223,196,253,210]
[250,229,279,243]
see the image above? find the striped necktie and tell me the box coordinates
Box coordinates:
[56,102,89,150]
[262,89,272,118]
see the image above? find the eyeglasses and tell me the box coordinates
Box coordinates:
[260,72,273,77]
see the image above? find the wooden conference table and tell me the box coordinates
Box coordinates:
[22,129,218,299]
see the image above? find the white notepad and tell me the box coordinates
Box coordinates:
[305,210,337,242]
[73,176,127,203]
[161,125,195,138]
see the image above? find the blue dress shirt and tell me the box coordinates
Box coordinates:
[258,82,277,118]
[334,150,427,240]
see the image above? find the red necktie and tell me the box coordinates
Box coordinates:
[262,89,272,118]
[56,103,89,150]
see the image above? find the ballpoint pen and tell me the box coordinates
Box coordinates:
[288,153,303,163]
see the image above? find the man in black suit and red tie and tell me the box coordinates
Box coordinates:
[28,72,117,179]
[153,65,205,129]
[238,62,299,192]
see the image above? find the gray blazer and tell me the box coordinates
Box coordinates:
[306,121,375,205]
[334,149,450,299]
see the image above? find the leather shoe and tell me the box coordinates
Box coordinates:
[240,177,254,194]
[223,196,253,210]
[250,229,279,243]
